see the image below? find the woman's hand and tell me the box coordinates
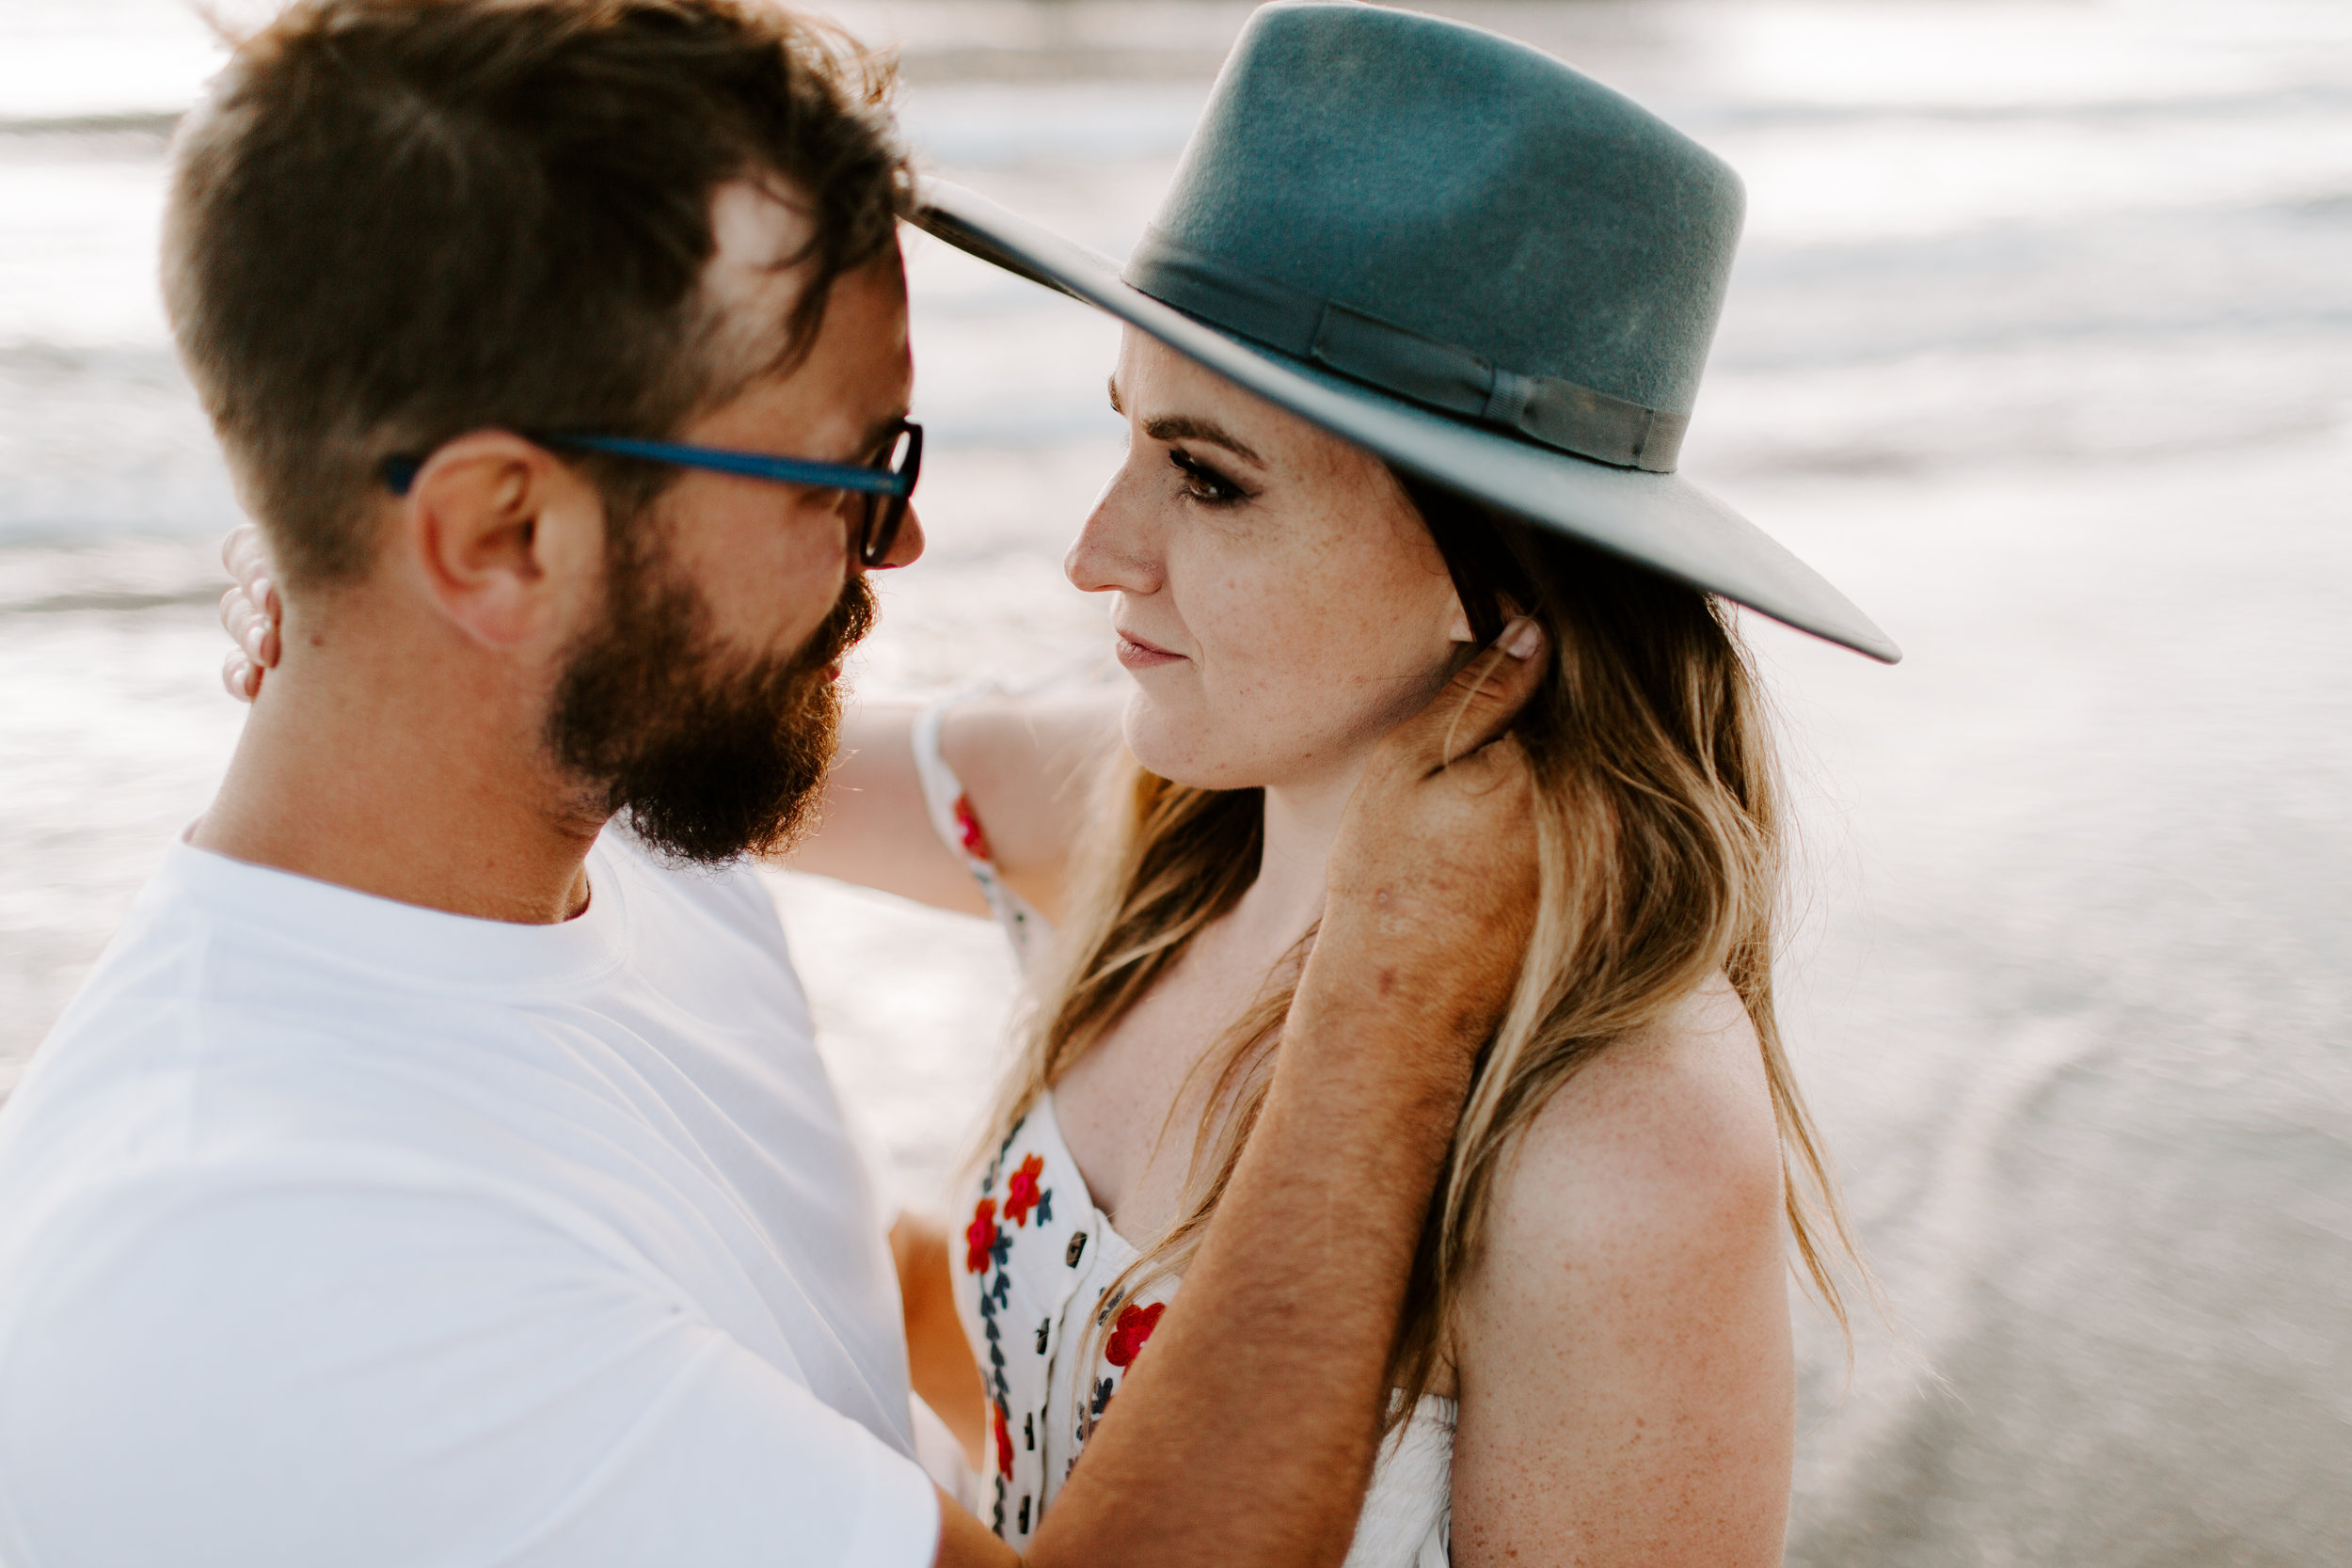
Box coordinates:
[217,525,281,703]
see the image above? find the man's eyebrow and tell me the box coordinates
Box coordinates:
[1108,374,1265,467]
[855,409,909,460]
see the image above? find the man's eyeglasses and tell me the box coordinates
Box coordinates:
[380,419,923,568]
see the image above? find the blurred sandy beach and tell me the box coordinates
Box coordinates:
[3,1,2348,1561]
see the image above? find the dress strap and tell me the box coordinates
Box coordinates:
[913,689,1050,968]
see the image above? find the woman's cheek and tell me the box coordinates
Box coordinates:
[1118,645,1276,789]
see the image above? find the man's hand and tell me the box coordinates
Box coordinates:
[1311,617,1547,1072]
[218,525,280,703]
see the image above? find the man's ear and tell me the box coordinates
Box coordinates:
[400,432,608,650]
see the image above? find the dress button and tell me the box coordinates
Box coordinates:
[1066,1231,1089,1267]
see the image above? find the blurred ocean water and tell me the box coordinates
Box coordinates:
[2,2,2349,1563]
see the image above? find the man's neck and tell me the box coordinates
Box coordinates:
[192,621,601,926]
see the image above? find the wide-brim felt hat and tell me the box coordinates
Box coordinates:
[913,1,1899,663]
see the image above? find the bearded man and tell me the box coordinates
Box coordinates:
[0,2,1545,1565]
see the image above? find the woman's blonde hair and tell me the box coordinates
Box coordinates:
[981,470,1860,1423]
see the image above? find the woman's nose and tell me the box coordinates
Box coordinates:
[1064,469,1159,596]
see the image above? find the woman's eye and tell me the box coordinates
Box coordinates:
[1168,450,1246,506]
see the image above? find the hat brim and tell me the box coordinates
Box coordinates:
[911,181,1900,665]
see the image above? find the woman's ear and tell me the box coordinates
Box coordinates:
[1444,592,1475,644]
[1439,587,1534,643]
[1444,591,1527,644]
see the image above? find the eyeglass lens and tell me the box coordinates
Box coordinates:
[858,422,921,568]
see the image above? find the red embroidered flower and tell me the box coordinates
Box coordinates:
[1104,1302,1166,1369]
[964,1198,999,1274]
[952,795,993,862]
[993,1402,1013,1477]
[1003,1154,1046,1227]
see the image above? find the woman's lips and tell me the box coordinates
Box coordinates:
[1115,631,1185,670]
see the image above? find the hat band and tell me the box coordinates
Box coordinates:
[1124,230,1686,474]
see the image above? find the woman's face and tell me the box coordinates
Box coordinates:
[1068,329,1470,792]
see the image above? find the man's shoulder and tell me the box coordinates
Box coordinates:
[596,828,810,1014]
[600,825,789,942]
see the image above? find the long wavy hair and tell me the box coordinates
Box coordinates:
[981,466,1861,1425]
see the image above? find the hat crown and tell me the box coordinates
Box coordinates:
[1139,1,1742,421]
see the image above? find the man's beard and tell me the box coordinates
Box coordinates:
[547,532,876,866]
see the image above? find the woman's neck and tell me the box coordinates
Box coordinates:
[1223,759,1370,957]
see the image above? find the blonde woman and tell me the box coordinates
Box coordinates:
[221,7,1896,1561]
[895,12,1900,1565]
[823,12,1892,1563]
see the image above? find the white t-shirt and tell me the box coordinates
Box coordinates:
[0,831,941,1568]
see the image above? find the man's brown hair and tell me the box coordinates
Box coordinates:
[165,0,910,590]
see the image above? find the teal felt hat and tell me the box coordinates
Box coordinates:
[914,0,1899,663]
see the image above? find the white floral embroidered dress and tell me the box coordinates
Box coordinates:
[918,698,1454,1564]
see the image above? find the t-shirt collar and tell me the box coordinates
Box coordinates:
[160,828,633,991]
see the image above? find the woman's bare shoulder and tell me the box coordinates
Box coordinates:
[1446,977,1795,1566]
[1486,974,1780,1259]
[1454,974,1788,1365]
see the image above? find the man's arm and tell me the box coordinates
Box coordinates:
[938,619,1549,1568]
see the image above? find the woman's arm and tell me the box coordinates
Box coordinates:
[1448,977,1796,1568]
[890,1211,988,1469]
[778,690,1119,923]
[780,700,986,915]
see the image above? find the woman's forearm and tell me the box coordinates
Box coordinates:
[776,692,1120,923]
[892,1212,990,1470]
[773,701,991,913]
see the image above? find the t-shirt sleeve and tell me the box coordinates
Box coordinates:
[508,1323,941,1568]
[0,1170,941,1568]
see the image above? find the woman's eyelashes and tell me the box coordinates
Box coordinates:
[1168,448,1250,508]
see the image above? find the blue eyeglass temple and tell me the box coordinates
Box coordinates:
[378,428,919,499]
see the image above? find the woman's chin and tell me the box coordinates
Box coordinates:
[1121,701,1246,791]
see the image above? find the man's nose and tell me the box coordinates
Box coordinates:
[870,502,924,571]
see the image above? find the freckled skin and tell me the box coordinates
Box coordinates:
[1065,332,1467,795]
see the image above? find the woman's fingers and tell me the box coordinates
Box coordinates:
[220,525,283,659]
[220,583,267,659]
[220,645,259,704]
[217,527,283,702]
[221,523,268,600]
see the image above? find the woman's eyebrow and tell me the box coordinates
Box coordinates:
[1143,414,1264,467]
[1107,374,1267,467]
